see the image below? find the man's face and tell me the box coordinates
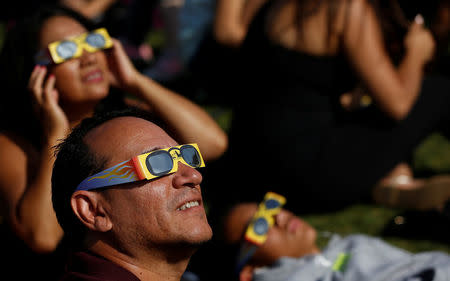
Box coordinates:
[84,117,212,253]
[225,203,318,266]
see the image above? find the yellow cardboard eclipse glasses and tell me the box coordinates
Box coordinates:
[35,28,113,65]
[76,143,205,191]
[245,192,286,245]
[235,192,286,273]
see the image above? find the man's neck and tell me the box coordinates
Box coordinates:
[89,240,192,281]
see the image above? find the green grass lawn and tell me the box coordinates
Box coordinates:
[301,133,450,254]
[304,204,450,253]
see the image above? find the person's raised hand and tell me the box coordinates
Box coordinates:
[28,65,69,146]
[404,14,436,65]
[106,38,144,94]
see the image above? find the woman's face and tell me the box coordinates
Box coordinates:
[39,15,110,106]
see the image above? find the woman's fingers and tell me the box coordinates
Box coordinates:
[29,67,61,119]
[43,74,57,104]
[414,14,424,25]
[107,38,141,90]
[29,65,48,104]
[28,65,40,87]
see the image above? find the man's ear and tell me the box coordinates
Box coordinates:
[71,191,113,232]
[239,265,255,281]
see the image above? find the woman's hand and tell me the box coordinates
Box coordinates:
[107,38,143,94]
[105,39,228,160]
[28,65,69,146]
[404,15,436,65]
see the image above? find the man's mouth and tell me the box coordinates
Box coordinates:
[177,200,200,211]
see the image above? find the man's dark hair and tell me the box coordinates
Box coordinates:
[51,107,161,248]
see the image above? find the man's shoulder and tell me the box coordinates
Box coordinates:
[59,251,141,281]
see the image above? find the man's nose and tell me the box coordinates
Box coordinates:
[172,162,203,188]
[274,210,288,228]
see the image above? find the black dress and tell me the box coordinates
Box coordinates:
[205,0,450,214]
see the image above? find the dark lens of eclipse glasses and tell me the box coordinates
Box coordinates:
[86,33,106,48]
[56,41,78,59]
[146,151,173,176]
[180,145,201,167]
[265,199,281,209]
[253,217,269,235]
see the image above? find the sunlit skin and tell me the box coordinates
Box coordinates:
[225,203,319,267]
[73,116,212,280]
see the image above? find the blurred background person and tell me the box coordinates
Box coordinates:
[220,199,450,281]
[206,0,450,215]
[60,0,218,99]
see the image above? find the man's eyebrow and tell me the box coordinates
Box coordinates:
[140,146,165,155]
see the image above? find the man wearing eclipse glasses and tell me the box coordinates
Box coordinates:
[51,108,212,281]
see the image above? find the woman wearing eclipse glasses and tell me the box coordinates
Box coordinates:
[0,3,227,280]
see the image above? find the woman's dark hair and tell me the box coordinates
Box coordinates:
[0,4,94,146]
[51,107,161,248]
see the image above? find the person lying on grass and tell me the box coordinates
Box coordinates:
[221,192,450,281]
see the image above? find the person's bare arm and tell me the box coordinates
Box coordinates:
[0,65,72,253]
[131,76,228,160]
[214,0,268,47]
[107,39,228,161]
[0,134,63,253]
[342,0,435,120]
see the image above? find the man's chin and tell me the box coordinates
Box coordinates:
[189,228,213,248]
[166,235,213,257]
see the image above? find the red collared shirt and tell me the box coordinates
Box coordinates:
[60,251,141,281]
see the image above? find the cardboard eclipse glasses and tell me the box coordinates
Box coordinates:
[76,143,205,191]
[35,28,113,65]
[235,192,286,273]
[245,192,286,245]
